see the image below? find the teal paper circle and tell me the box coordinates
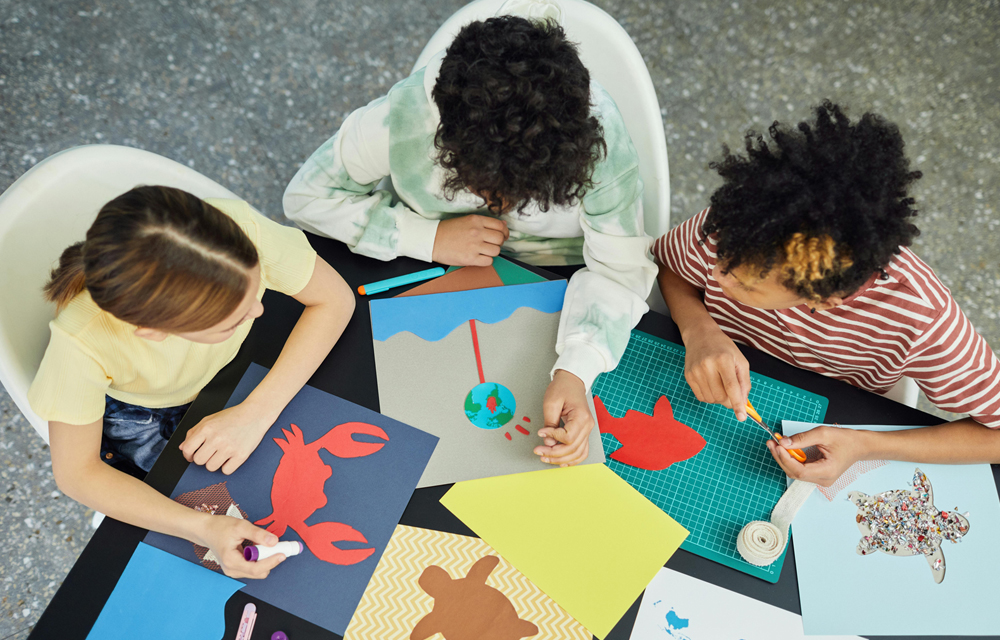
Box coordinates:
[463,382,516,430]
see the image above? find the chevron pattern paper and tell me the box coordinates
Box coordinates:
[343,525,589,640]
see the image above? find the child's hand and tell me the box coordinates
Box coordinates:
[682,325,751,421]
[180,402,271,475]
[197,515,286,580]
[534,370,593,467]
[766,426,866,487]
[431,215,509,267]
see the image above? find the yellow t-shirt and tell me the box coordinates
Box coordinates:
[27,199,318,425]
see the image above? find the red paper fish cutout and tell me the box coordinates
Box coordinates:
[595,395,706,471]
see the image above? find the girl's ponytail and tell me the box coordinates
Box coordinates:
[44,242,88,311]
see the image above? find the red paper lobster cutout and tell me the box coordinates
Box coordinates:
[255,422,388,565]
[595,395,706,471]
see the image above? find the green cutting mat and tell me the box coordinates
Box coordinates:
[592,330,828,582]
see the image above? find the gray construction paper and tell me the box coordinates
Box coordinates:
[373,306,604,487]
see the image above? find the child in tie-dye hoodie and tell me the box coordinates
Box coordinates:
[285,15,656,466]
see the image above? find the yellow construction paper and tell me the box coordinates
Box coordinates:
[440,464,689,638]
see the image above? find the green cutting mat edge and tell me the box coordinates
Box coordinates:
[593,330,829,582]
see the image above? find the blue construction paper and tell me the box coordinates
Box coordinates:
[370,279,567,342]
[145,363,438,636]
[87,542,243,640]
[783,422,1000,636]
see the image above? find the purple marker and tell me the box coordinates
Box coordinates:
[243,540,304,562]
[271,633,288,640]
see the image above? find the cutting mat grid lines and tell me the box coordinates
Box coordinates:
[593,331,828,582]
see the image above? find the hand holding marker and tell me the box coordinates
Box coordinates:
[244,540,304,562]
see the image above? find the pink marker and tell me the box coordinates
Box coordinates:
[236,603,256,640]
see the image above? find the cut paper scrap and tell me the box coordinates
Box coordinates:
[344,525,588,640]
[256,422,388,565]
[86,542,243,640]
[172,481,250,570]
[629,567,861,640]
[370,279,566,342]
[371,280,604,487]
[849,467,970,584]
[736,480,815,567]
[145,363,438,637]
[594,395,706,470]
[397,264,504,297]
[819,458,889,501]
[783,421,1000,636]
[445,257,548,287]
[441,464,688,639]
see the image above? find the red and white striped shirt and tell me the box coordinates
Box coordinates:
[654,208,1000,428]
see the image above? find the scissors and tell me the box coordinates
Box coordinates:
[745,401,807,463]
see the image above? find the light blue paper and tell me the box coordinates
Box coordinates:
[783,421,1000,636]
[87,542,244,640]
[370,279,566,342]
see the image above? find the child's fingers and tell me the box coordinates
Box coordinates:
[202,449,230,473]
[719,366,748,420]
[536,425,570,444]
[539,438,589,466]
[225,552,285,580]
[779,426,832,450]
[767,440,806,477]
[239,520,279,547]
[220,454,247,476]
[179,431,205,462]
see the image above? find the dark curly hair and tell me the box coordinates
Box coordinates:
[432,16,606,214]
[702,101,922,302]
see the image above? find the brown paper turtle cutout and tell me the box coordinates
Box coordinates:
[411,555,539,640]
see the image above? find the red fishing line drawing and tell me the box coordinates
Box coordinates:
[464,319,517,431]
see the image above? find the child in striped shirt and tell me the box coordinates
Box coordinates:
[655,101,1000,486]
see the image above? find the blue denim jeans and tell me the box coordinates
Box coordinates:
[100,397,192,478]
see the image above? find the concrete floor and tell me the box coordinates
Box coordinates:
[1,0,997,636]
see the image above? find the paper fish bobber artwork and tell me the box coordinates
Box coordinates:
[411,555,539,640]
[594,395,706,471]
[255,422,389,565]
[848,468,970,584]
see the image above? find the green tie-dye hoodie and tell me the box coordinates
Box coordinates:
[284,51,656,387]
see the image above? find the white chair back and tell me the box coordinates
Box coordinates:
[0,145,241,441]
[412,0,671,239]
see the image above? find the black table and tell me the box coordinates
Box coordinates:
[32,234,1000,640]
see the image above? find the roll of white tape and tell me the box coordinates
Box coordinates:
[737,480,816,566]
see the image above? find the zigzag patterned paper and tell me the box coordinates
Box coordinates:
[344,525,590,639]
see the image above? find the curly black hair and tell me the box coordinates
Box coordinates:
[702,101,922,301]
[432,15,606,214]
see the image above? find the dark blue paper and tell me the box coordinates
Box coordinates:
[145,363,438,635]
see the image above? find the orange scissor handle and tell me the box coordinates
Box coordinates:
[746,402,808,463]
[772,432,808,463]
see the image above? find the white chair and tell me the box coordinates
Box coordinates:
[413,0,671,313]
[0,145,244,442]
